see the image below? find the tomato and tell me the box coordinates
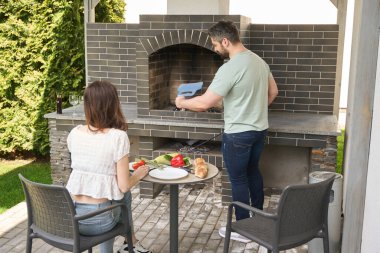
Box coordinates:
[132,160,145,170]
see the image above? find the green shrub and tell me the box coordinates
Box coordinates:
[336,129,345,174]
[96,0,126,23]
[0,0,125,157]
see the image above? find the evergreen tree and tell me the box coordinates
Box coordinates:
[0,0,125,156]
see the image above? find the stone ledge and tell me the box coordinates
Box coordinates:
[45,106,339,137]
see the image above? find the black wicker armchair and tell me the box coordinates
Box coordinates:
[19,174,134,253]
[223,176,335,253]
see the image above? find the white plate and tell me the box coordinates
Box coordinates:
[149,166,188,180]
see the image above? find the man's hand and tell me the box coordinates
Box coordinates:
[175,90,223,112]
[175,95,186,109]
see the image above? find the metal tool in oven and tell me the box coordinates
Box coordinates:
[177,82,203,97]
[178,132,223,153]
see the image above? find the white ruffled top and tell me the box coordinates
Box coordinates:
[66,125,130,200]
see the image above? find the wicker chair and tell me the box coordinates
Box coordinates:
[19,174,134,253]
[223,176,335,253]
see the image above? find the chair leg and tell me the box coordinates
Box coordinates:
[223,228,231,253]
[270,246,279,253]
[323,235,330,253]
[26,235,32,253]
[88,248,92,253]
[126,231,134,253]
[323,224,330,253]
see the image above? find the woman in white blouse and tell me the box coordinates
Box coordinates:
[66,81,152,253]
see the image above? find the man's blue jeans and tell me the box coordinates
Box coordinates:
[222,130,267,220]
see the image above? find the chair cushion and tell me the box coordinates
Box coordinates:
[78,223,127,251]
[31,223,127,251]
[232,215,276,249]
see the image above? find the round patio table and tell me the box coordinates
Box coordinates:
[141,163,219,253]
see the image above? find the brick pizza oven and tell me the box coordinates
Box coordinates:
[45,14,340,204]
[145,36,223,113]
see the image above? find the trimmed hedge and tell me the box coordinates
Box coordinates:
[0,0,125,156]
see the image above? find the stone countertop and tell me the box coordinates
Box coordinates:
[268,111,340,136]
[45,104,340,136]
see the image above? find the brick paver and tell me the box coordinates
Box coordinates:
[0,183,308,253]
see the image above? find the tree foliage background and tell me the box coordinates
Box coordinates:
[0,0,125,157]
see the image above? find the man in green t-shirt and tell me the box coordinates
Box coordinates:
[176,20,278,242]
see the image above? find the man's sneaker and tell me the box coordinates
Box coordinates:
[117,240,152,253]
[219,226,251,243]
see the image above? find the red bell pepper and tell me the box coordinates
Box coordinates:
[170,154,185,167]
[132,160,145,170]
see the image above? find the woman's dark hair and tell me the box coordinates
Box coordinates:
[208,20,240,44]
[84,80,127,132]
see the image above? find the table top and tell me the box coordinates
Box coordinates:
[141,163,219,185]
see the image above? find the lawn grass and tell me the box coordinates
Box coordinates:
[0,159,52,214]
[336,129,345,175]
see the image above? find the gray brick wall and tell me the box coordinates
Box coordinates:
[311,136,337,172]
[48,119,71,185]
[87,19,338,119]
[250,24,339,114]
[87,23,138,104]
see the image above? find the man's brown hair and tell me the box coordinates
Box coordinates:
[84,80,127,132]
[208,20,240,44]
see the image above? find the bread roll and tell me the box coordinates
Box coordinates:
[193,158,208,178]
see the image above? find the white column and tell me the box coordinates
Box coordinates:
[84,0,89,85]
[332,0,348,116]
[83,0,100,85]
[341,0,380,252]
[361,35,380,253]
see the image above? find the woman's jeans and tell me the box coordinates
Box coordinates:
[74,191,133,253]
[222,130,267,220]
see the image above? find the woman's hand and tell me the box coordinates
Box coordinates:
[133,165,149,180]
[117,155,149,193]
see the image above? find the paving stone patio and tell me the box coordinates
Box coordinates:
[0,182,308,253]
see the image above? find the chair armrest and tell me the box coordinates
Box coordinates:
[74,203,126,221]
[230,201,278,220]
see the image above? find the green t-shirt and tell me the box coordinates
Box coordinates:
[209,50,271,133]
